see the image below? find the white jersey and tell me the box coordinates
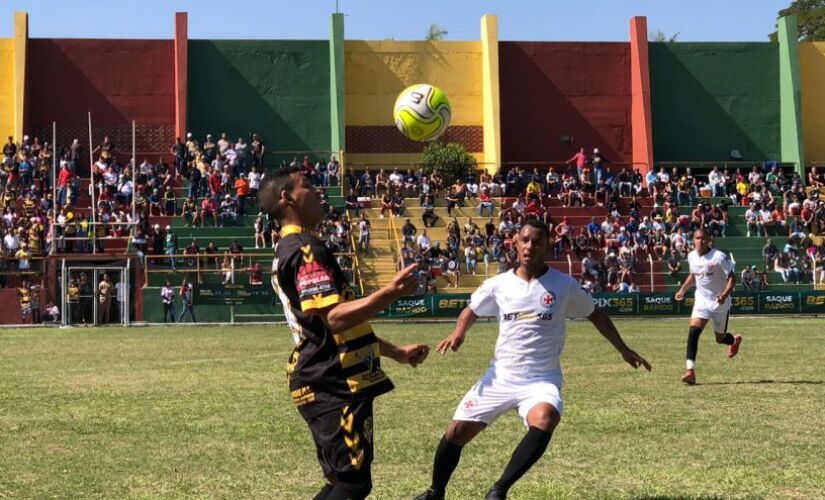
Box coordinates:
[688,248,734,307]
[469,268,595,379]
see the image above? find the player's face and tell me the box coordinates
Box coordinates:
[515,226,550,268]
[693,232,710,253]
[286,172,324,227]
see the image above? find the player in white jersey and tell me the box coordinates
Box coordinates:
[414,221,651,500]
[675,229,743,385]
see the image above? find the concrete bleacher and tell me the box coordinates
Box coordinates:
[352,191,821,294]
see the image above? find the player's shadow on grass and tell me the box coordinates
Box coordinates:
[698,379,823,386]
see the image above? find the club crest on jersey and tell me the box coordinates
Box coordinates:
[540,292,556,309]
[464,399,477,409]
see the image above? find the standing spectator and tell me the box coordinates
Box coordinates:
[233,173,249,215]
[165,226,178,270]
[177,278,196,323]
[357,214,371,254]
[566,147,587,177]
[762,238,778,267]
[98,273,113,324]
[161,279,177,323]
[247,166,261,200]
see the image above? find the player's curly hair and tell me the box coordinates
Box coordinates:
[259,166,302,221]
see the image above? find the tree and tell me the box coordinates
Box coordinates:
[769,0,825,41]
[425,23,448,41]
[420,142,476,186]
[650,29,680,42]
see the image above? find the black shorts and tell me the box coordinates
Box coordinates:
[304,399,374,478]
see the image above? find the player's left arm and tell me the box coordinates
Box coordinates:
[718,271,736,304]
[376,337,429,368]
[588,307,652,371]
[717,254,737,304]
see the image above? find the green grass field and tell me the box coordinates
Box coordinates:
[1,318,824,499]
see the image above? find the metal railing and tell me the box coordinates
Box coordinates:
[143,251,356,288]
[348,230,365,295]
[0,255,47,276]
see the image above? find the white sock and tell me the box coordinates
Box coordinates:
[686,359,695,370]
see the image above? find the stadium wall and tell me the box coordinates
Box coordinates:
[649,43,781,162]
[800,42,825,163]
[25,39,175,155]
[186,40,331,164]
[498,42,633,165]
[344,40,484,167]
[0,39,13,140]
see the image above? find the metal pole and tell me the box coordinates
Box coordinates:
[51,122,57,256]
[88,112,96,255]
[132,120,136,226]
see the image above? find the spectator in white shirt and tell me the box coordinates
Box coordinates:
[247,166,261,198]
[708,166,725,197]
[417,230,432,252]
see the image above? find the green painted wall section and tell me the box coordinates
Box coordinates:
[187,40,331,163]
[330,14,345,153]
[142,288,283,323]
[650,43,780,161]
[778,16,805,176]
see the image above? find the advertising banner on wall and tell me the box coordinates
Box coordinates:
[378,291,825,319]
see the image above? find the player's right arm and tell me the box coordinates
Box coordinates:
[436,279,498,354]
[674,273,695,301]
[313,263,419,334]
[436,307,478,353]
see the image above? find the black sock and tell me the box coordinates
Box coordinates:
[431,436,464,494]
[719,333,735,345]
[494,426,553,492]
[687,326,703,367]
[313,483,334,500]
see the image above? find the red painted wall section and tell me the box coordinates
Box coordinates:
[25,39,175,152]
[499,42,632,164]
[629,17,654,174]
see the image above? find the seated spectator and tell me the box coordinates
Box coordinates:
[421,194,438,228]
[745,203,763,237]
[741,265,758,291]
[478,188,494,217]
[199,197,218,227]
[417,229,432,253]
[219,195,238,227]
[401,218,417,245]
[379,192,393,218]
[391,190,406,217]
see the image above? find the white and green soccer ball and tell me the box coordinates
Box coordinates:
[393,83,452,142]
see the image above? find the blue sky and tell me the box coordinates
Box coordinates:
[1,0,790,41]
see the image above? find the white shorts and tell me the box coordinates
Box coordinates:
[691,301,731,334]
[453,365,563,428]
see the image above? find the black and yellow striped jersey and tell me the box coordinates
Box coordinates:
[272,225,393,418]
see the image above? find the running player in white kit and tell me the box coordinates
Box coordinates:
[414,221,651,500]
[675,229,743,385]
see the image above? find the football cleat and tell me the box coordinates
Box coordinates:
[681,369,696,385]
[728,335,742,358]
[484,486,507,500]
[413,488,444,500]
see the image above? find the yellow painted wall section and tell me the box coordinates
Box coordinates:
[481,15,500,173]
[13,12,27,142]
[0,39,13,140]
[345,40,482,126]
[800,42,825,162]
[344,152,486,169]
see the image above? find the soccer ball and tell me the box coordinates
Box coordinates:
[393,84,452,142]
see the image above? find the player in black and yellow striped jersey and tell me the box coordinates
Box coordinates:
[260,166,429,500]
